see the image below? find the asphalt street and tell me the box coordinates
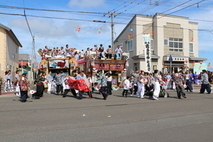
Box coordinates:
[0,88,213,142]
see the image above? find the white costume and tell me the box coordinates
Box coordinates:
[46,74,53,94]
[153,74,161,100]
[137,76,146,99]
[14,74,20,96]
[4,74,13,92]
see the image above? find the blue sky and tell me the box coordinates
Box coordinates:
[0,0,212,64]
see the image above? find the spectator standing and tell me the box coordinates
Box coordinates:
[4,70,13,92]
[106,45,113,59]
[114,45,123,60]
[98,44,105,59]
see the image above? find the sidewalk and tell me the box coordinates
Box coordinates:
[0,91,17,96]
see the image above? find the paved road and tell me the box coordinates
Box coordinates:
[0,89,213,142]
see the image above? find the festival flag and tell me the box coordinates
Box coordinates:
[208,62,211,67]
[127,34,132,39]
[192,61,195,66]
[76,25,81,32]
[98,27,103,33]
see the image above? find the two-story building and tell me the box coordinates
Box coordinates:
[114,13,206,75]
[0,23,22,79]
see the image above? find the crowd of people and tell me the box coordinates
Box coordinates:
[2,68,212,102]
[124,69,212,100]
[3,69,113,102]
[38,44,124,60]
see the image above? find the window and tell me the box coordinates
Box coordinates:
[127,40,133,51]
[134,63,139,71]
[189,43,193,52]
[164,39,168,46]
[169,38,183,52]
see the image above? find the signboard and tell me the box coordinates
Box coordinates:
[143,34,151,72]
[193,63,207,74]
[168,55,173,62]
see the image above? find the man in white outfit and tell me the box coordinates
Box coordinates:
[46,71,53,94]
[152,70,162,100]
[137,72,147,99]
[122,76,131,97]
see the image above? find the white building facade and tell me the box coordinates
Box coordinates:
[114,13,205,75]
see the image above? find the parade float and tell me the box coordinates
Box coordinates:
[38,48,78,75]
[38,47,129,90]
[77,52,129,90]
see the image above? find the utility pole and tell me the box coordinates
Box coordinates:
[94,12,119,52]
[30,36,36,83]
[105,12,119,52]
[110,13,114,52]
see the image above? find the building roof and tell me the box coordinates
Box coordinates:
[153,13,189,20]
[0,23,22,47]
[132,54,160,59]
[114,13,198,44]
[114,15,137,43]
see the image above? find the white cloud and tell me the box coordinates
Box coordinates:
[68,0,105,8]
[9,18,79,38]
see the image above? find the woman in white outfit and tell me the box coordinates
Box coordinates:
[152,70,162,100]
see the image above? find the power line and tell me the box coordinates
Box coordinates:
[23,10,33,38]
[1,11,213,30]
[161,0,192,14]
[0,4,106,15]
[167,0,206,15]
